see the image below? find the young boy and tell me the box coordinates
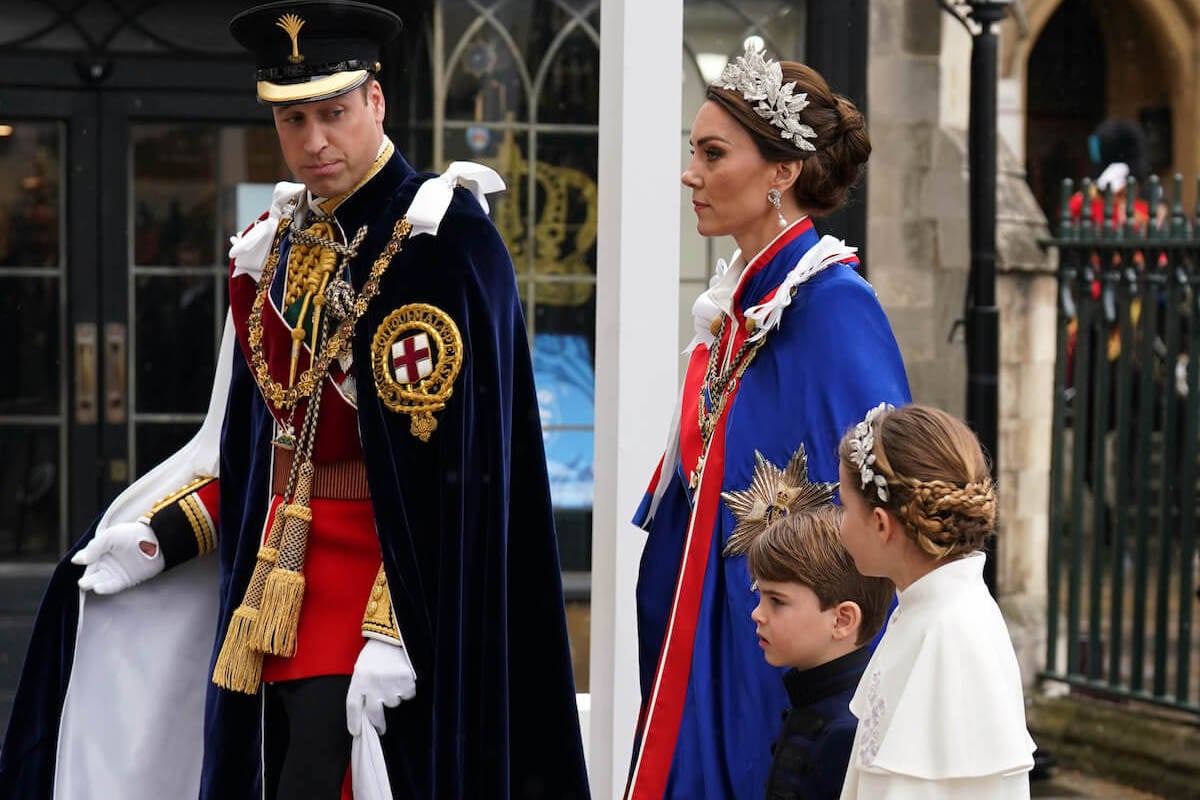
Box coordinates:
[747,503,894,800]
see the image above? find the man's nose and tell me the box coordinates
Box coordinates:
[303,123,328,154]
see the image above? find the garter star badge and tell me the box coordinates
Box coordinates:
[720,444,837,557]
[371,304,463,441]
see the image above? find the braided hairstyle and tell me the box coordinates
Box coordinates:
[838,405,997,560]
[706,61,870,216]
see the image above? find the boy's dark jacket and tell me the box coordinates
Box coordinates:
[764,646,871,800]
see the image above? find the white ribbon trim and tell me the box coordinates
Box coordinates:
[743,235,858,342]
[683,234,857,354]
[408,162,506,238]
[228,181,305,281]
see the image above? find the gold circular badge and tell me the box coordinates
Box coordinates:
[371,303,463,441]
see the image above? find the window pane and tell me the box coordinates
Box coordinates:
[536,19,599,126]
[136,422,202,478]
[0,277,59,414]
[530,132,597,295]
[133,125,219,267]
[134,124,289,268]
[534,301,595,554]
[130,121,287,474]
[134,275,217,414]
[0,122,61,268]
[0,425,60,561]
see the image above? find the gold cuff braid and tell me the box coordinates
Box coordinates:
[362,563,401,642]
[141,476,216,520]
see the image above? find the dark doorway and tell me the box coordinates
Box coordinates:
[1025,0,1106,221]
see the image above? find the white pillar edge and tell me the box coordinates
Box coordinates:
[588,1,684,798]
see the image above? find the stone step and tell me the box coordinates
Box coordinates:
[1029,693,1200,799]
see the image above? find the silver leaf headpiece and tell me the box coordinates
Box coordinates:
[717,45,818,152]
[848,402,894,502]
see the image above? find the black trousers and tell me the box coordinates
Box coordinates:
[263,675,353,800]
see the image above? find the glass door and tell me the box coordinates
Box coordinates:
[107,94,289,489]
[0,89,92,563]
[0,86,287,726]
[0,88,288,554]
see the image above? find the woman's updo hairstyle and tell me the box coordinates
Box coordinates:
[837,404,997,560]
[706,60,870,216]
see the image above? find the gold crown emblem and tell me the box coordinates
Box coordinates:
[276,13,306,64]
[484,124,597,307]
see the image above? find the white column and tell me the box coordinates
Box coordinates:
[589,1,683,798]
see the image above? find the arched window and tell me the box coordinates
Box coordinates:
[408,2,602,580]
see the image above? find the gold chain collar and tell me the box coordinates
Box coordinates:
[247,214,414,411]
[689,316,768,489]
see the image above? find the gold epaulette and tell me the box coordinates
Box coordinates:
[362,563,401,643]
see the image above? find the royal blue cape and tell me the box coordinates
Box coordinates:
[629,220,911,799]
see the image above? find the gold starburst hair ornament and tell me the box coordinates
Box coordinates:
[717,45,817,151]
[721,444,837,557]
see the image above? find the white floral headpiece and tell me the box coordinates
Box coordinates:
[717,45,817,151]
[848,402,893,502]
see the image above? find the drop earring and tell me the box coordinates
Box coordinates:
[767,187,787,228]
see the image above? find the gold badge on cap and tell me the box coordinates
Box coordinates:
[276,13,306,64]
[371,304,464,441]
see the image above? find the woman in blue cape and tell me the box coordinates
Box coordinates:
[628,48,911,800]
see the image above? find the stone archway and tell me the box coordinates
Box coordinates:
[1002,0,1199,213]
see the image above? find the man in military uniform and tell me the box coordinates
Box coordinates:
[0,3,590,799]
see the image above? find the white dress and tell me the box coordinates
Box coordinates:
[839,552,1036,800]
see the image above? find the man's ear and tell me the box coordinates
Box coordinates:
[369,79,386,122]
[830,600,862,642]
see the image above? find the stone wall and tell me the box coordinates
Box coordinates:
[870,0,1055,689]
[868,0,968,418]
[995,139,1055,689]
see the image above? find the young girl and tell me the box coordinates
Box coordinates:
[836,403,1036,799]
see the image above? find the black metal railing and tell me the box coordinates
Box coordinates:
[1043,174,1199,714]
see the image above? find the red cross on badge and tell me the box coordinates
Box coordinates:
[391,332,433,384]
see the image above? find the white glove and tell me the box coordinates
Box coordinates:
[346,638,417,736]
[71,520,164,594]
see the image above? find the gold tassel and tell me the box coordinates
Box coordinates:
[257,567,306,656]
[210,510,286,693]
[256,464,314,656]
[212,605,265,694]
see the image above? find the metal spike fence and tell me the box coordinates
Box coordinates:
[1043,174,1199,714]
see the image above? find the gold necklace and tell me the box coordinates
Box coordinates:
[247,216,414,411]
